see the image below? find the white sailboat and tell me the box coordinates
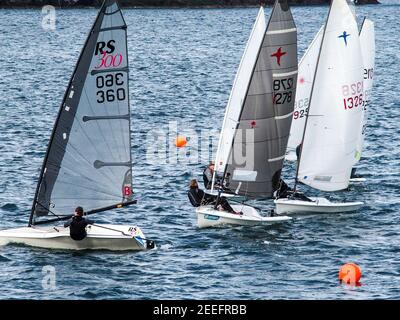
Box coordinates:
[0,0,154,250]
[275,0,364,215]
[197,0,297,228]
[287,5,375,186]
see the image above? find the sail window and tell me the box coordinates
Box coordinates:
[233,170,258,182]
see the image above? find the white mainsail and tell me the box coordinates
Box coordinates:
[287,25,323,158]
[297,0,364,192]
[355,18,375,161]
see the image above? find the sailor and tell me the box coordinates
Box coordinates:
[187,179,240,214]
[202,161,215,189]
[64,206,94,241]
[296,143,302,161]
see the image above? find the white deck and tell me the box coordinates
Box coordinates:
[196,204,291,228]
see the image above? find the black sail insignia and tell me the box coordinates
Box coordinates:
[30,0,133,225]
[223,0,298,198]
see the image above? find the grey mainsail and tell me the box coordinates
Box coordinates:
[30,0,133,225]
[223,0,298,198]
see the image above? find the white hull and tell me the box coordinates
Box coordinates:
[0,224,150,251]
[274,197,363,215]
[196,204,291,228]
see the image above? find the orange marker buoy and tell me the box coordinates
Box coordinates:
[175,136,187,148]
[339,263,362,284]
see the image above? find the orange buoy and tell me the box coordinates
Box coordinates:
[175,136,187,148]
[339,263,362,284]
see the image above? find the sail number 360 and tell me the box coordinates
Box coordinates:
[96,73,126,103]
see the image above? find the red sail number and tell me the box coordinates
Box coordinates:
[95,52,123,69]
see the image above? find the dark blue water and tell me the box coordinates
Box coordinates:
[0,2,399,299]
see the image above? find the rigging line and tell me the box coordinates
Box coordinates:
[35,201,64,220]
[90,223,155,244]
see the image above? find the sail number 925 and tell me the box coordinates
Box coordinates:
[96,73,126,103]
[273,77,294,105]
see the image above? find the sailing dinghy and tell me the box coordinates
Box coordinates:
[275,0,364,215]
[197,0,297,228]
[0,0,154,250]
[286,6,375,186]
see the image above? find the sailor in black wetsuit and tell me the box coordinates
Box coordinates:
[187,179,239,214]
[202,161,215,189]
[275,179,312,202]
[64,206,94,241]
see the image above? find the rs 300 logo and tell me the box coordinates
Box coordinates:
[94,40,123,69]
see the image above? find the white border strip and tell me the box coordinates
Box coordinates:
[275,112,293,120]
[266,28,297,35]
[273,70,298,77]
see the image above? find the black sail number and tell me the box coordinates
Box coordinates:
[273,77,294,105]
[96,73,126,103]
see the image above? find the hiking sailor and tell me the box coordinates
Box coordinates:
[188,179,241,214]
[203,161,215,189]
[64,206,94,241]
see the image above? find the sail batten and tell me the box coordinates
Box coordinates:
[30,0,133,225]
[214,0,298,199]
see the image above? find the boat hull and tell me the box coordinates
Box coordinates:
[196,204,291,228]
[274,197,363,215]
[0,224,149,251]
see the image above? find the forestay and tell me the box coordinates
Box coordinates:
[214,0,298,198]
[297,0,364,191]
[30,0,133,225]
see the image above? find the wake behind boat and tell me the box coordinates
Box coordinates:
[0,0,154,251]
